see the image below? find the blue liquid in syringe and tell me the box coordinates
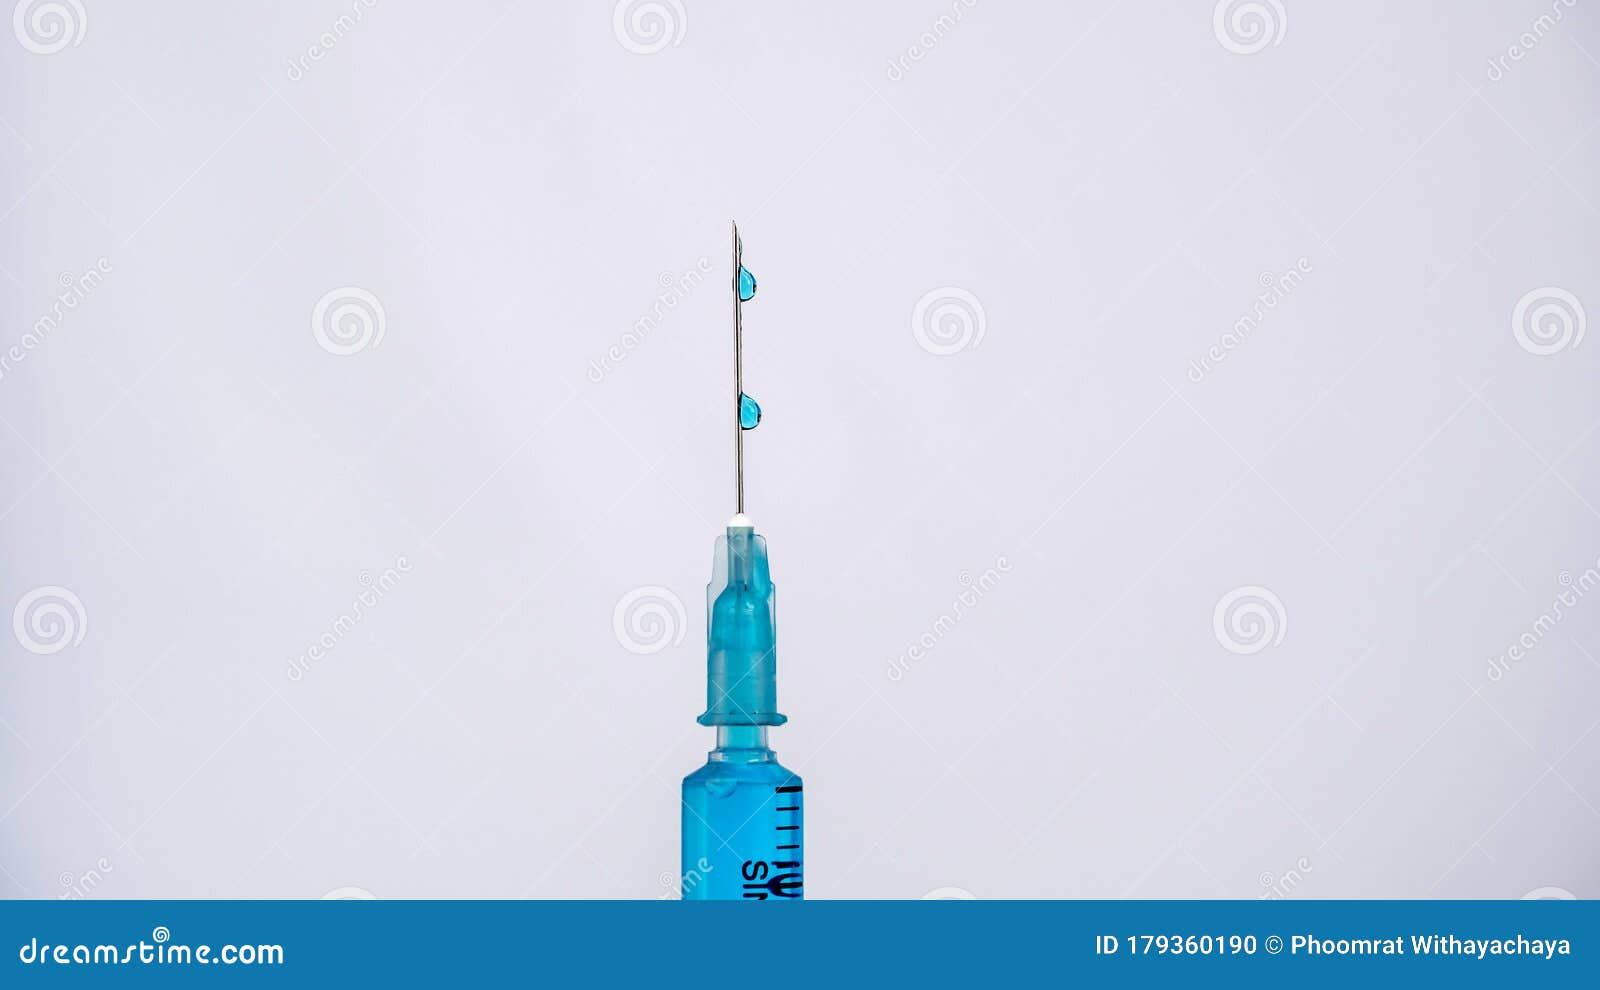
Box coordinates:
[681,725,802,900]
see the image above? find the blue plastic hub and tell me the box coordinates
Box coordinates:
[698,523,785,726]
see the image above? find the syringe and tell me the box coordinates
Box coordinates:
[679,223,803,901]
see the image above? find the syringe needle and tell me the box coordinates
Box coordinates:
[732,219,744,516]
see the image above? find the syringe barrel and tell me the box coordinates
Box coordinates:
[681,732,803,900]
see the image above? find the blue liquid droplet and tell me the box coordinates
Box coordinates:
[739,393,761,430]
[738,266,757,302]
